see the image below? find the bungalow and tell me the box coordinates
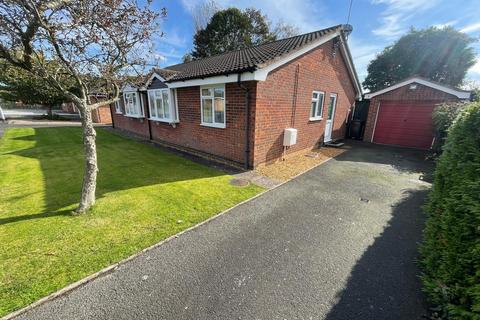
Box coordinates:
[111,24,362,168]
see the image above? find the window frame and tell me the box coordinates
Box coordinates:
[114,100,122,114]
[200,84,226,129]
[147,88,174,123]
[123,91,144,118]
[310,90,325,121]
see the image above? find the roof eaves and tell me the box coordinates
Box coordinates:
[338,31,363,99]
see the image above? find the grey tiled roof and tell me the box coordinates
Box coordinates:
[160,25,344,82]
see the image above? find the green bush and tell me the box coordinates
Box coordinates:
[421,102,480,319]
[432,103,466,153]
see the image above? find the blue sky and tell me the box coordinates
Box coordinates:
[151,0,480,86]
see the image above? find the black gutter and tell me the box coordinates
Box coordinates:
[237,73,251,169]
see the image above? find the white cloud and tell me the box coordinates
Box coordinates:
[348,37,382,82]
[180,0,331,33]
[180,0,202,13]
[433,20,458,29]
[371,0,439,38]
[156,29,187,48]
[461,22,480,33]
[470,58,480,74]
[466,57,480,83]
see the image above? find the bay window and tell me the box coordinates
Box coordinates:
[123,91,143,117]
[201,85,225,128]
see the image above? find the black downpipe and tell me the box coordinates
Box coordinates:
[143,92,153,140]
[237,73,251,169]
[109,98,115,128]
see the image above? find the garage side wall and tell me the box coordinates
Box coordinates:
[254,39,357,167]
[363,83,460,142]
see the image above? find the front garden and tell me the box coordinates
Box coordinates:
[0,127,262,316]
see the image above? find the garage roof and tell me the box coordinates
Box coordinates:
[364,77,471,99]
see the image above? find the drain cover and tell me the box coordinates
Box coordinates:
[230,178,250,187]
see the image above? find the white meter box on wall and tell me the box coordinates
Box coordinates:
[283,128,297,146]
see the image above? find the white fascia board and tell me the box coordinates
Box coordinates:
[145,72,167,87]
[339,36,363,99]
[167,73,256,88]
[122,83,138,92]
[364,77,471,99]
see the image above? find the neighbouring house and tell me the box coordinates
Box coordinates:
[111,25,362,168]
[62,94,112,124]
[363,77,471,149]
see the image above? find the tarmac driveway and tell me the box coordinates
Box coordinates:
[15,142,433,320]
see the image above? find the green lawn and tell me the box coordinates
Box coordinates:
[0,127,262,316]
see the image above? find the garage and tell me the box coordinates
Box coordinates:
[363,77,471,149]
[373,101,435,149]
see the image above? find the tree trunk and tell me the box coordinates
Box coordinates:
[75,102,98,213]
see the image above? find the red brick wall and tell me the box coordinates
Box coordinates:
[151,82,256,166]
[63,99,111,123]
[111,93,150,138]
[112,82,256,166]
[62,102,76,113]
[111,39,358,168]
[363,83,460,142]
[92,105,112,124]
[253,39,357,166]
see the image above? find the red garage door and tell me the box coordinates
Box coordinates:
[373,101,435,149]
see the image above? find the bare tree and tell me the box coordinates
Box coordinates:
[192,0,220,32]
[0,0,164,213]
[272,19,300,39]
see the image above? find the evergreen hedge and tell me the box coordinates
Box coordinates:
[421,102,480,319]
[432,103,466,153]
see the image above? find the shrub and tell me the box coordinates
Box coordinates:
[432,103,466,153]
[420,102,480,319]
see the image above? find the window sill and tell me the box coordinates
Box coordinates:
[125,114,144,119]
[149,117,179,123]
[115,112,123,114]
[309,117,323,122]
[201,122,226,129]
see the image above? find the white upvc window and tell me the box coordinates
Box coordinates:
[310,90,325,121]
[200,84,225,128]
[114,100,122,114]
[123,91,143,117]
[148,89,173,122]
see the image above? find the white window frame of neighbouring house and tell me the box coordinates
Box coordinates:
[200,84,226,128]
[123,91,144,118]
[310,90,325,121]
[114,100,122,114]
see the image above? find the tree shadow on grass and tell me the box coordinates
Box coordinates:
[1,127,224,225]
[325,189,430,320]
